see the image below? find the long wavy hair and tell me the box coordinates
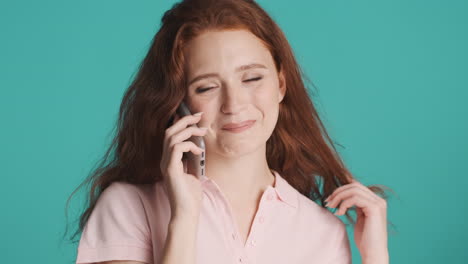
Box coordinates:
[64,0,393,244]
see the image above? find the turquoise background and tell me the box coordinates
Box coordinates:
[1,0,467,263]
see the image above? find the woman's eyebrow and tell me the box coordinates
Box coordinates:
[188,63,267,86]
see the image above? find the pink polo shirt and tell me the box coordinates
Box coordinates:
[76,170,351,264]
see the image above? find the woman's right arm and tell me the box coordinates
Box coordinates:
[159,215,200,264]
[158,111,207,264]
[100,216,199,264]
[97,112,206,264]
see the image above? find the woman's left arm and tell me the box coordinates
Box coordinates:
[324,180,389,264]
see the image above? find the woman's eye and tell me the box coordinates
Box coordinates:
[244,77,262,82]
[196,87,214,94]
[195,77,262,94]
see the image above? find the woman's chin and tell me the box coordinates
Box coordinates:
[211,141,262,157]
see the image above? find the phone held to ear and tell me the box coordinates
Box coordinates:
[176,101,206,179]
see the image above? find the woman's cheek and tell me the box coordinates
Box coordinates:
[256,82,276,101]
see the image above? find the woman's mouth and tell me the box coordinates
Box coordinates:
[221,120,256,133]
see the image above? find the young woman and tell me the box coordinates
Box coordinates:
[67,0,391,263]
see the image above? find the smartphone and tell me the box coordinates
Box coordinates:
[175,101,206,179]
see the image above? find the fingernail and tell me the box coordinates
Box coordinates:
[194,112,203,116]
[200,127,208,130]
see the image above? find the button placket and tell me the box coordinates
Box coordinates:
[238,254,252,264]
[243,190,275,252]
[208,183,243,263]
[223,187,278,263]
[214,185,253,263]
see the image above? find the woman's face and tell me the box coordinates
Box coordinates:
[183,29,286,157]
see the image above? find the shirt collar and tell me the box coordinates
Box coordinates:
[270,169,298,209]
[200,169,298,209]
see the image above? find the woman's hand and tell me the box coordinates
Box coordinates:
[160,111,208,221]
[324,180,389,264]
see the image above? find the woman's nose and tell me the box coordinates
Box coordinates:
[220,85,248,114]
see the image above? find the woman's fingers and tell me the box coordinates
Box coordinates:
[166,112,203,137]
[326,185,377,207]
[169,141,204,164]
[163,112,204,152]
[333,192,374,216]
[325,183,386,217]
[325,181,375,203]
[169,126,207,148]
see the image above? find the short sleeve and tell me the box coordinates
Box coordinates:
[76,182,153,264]
[326,220,352,264]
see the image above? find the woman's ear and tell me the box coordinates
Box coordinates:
[278,68,286,103]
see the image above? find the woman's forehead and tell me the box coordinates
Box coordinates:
[183,30,274,75]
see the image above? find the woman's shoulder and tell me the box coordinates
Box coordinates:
[77,181,155,264]
[275,171,345,230]
[295,191,346,230]
[101,181,145,198]
[98,180,161,208]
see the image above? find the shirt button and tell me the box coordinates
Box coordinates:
[239,257,244,263]
[250,240,257,246]
[259,215,265,223]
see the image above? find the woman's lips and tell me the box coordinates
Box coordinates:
[222,120,256,132]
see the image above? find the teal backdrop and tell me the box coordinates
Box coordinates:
[1,0,467,263]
